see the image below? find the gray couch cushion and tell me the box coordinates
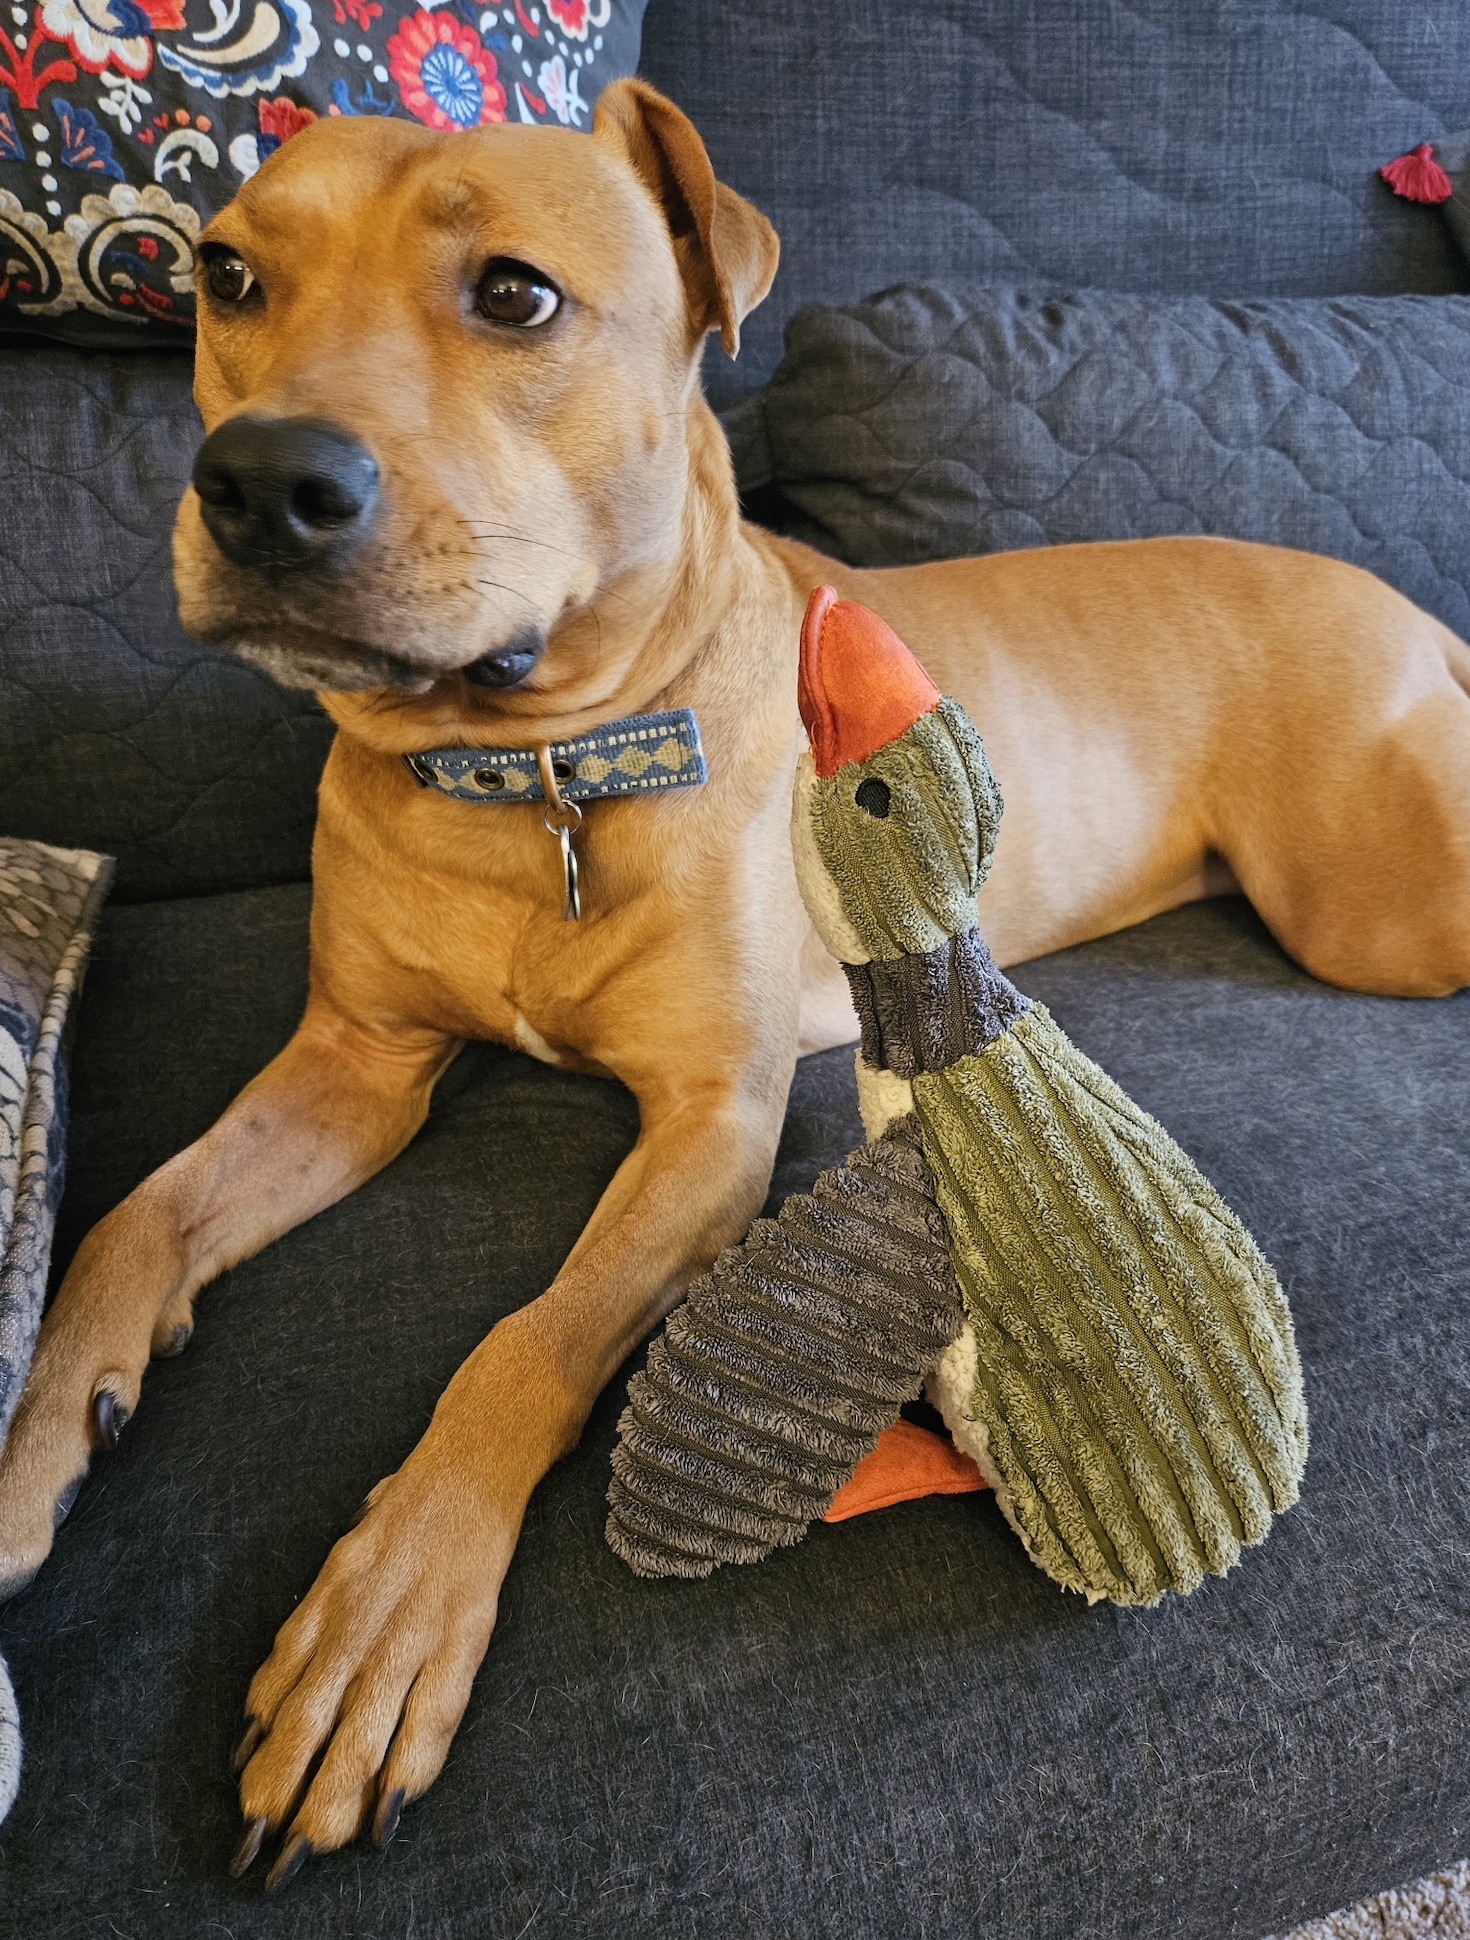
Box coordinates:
[639,0,1470,408]
[0,883,1464,1937]
[0,343,330,901]
[1382,128,1470,268]
[729,286,1470,638]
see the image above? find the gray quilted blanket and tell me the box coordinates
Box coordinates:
[727,286,1470,638]
[0,836,112,1823]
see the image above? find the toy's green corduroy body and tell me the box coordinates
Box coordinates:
[917,1007,1305,1603]
[606,589,1307,1599]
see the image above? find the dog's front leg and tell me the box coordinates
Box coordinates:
[232,1066,790,1884]
[0,1004,457,1598]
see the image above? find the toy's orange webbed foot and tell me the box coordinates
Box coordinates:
[823,1419,986,1523]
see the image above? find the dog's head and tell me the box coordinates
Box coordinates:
[174,82,778,718]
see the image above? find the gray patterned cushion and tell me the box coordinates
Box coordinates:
[0,833,111,1823]
[0,1654,16,1827]
[727,286,1470,639]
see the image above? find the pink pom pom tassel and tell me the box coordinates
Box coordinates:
[1379,142,1453,205]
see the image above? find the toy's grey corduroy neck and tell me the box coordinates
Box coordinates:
[843,925,1029,1077]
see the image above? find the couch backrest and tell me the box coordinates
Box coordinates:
[639,0,1470,408]
[0,345,331,902]
[5,0,1468,899]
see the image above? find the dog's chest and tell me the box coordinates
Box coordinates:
[327,820,688,1076]
[382,894,631,1073]
[511,1014,565,1066]
[318,735,797,1082]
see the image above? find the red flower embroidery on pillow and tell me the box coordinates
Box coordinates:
[387,10,506,130]
[35,0,181,82]
[258,95,316,144]
[545,0,606,41]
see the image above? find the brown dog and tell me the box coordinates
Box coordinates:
[2,80,1468,1886]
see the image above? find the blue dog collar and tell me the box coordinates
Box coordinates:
[403,707,706,804]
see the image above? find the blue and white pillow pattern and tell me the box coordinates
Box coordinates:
[0,835,111,1824]
[0,0,644,339]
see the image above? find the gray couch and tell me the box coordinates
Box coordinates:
[1,3,1468,1936]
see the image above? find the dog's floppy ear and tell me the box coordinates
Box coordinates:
[593,77,779,358]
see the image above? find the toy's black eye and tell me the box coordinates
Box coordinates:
[203,250,256,303]
[474,258,560,327]
[855,777,891,819]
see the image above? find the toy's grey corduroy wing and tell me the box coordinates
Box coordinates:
[606,1115,964,1579]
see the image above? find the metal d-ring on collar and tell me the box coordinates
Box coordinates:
[537,743,582,923]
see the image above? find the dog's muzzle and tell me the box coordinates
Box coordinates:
[193,415,380,573]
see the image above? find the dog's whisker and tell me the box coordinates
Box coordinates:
[588,596,605,670]
[470,577,537,604]
[465,525,579,558]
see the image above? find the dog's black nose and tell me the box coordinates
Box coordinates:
[193,415,380,572]
[463,627,546,688]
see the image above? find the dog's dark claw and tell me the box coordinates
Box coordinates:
[91,1390,129,1451]
[53,1472,84,1530]
[157,1323,192,1358]
[232,1715,265,1774]
[374,1785,405,1851]
[265,1831,312,1893]
[229,1816,268,1878]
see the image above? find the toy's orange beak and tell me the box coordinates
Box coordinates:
[797,586,942,778]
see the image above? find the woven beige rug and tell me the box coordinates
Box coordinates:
[1269,1863,1470,1940]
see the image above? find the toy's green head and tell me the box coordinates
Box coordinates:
[792,588,1003,962]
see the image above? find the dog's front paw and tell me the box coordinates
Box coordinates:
[0,1374,135,1598]
[231,1447,515,1888]
[0,1206,192,1599]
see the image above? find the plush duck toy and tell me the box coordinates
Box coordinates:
[606,589,1307,1604]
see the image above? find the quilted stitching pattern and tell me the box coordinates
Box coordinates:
[639,0,1470,408]
[737,286,1470,638]
[0,342,332,901]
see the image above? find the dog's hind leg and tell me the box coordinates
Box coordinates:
[1443,624,1470,701]
[0,1005,457,1600]
[1225,612,1470,998]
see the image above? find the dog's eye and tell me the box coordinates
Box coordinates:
[203,251,256,304]
[474,258,560,328]
[855,777,891,819]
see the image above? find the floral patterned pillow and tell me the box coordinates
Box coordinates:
[0,0,645,343]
